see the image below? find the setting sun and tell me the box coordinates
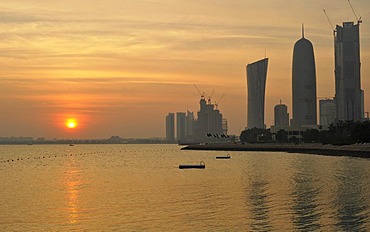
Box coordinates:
[66,119,78,129]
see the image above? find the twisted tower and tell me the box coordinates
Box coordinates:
[246,58,268,129]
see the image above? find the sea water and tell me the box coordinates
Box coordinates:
[0,144,369,231]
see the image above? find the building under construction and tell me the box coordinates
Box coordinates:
[334,21,363,122]
[193,95,228,141]
[324,1,365,122]
[165,92,228,144]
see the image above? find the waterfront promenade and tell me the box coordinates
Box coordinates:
[181,143,370,158]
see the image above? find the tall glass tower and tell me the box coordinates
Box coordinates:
[246,58,268,129]
[292,25,317,128]
[334,21,362,122]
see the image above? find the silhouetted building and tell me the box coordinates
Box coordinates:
[185,111,194,140]
[222,118,228,135]
[274,102,289,132]
[319,99,336,129]
[361,90,365,121]
[176,112,186,142]
[165,113,175,143]
[193,96,225,140]
[334,21,362,122]
[246,58,268,129]
[292,25,317,128]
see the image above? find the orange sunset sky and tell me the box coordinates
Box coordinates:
[0,0,369,139]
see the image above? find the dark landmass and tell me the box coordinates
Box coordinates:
[0,136,168,145]
[181,143,370,159]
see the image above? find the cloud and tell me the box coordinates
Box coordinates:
[0,9,46,23]
[0,0,369,138]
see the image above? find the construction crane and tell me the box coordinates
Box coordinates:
[323,9,336,36]
[193,84,205,99]
[347,0,362,24]
[208,89,215,104]
[214,94,225,110]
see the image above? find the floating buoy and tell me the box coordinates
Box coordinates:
[216,154,231,159]
[179,161,205,169]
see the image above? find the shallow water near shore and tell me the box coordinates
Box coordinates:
[1,144,369,231]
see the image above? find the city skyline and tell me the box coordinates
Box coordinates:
[0,0,369,139]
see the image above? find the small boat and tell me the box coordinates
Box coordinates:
[69,144,74,146]
[216,154,231,159]
[179,161,205,169]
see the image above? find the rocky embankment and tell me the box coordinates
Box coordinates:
[181,143,370,158]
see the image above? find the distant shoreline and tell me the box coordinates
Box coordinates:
[181,143,370,159]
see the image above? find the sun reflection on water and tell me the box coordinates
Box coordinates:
[1,145,370,231]
[63,158,82,225]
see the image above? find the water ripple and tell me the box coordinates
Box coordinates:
[0,145,370,231]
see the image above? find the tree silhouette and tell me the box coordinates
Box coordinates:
[240,128,272,143]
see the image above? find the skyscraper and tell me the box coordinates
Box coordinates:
[292,25,317,128]
[185,111,194,140]
[176,112,186,142]
[274,102,289,132]
[334,21,362,122]
[165,113,175,143]
[246,58,268,129]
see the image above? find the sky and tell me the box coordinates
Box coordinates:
[0,0,369,139]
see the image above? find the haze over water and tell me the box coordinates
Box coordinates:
[1,144,369,231]
[1,0,369,139]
